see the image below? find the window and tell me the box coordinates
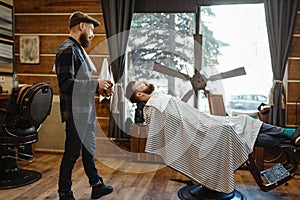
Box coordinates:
[127,13,195,96]
[126,3,272,117]
[126,13,196,117]
[200,4,272,113]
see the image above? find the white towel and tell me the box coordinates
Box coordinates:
[81,47,97,72]
[99,58,113,102]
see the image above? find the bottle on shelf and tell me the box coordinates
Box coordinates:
[12,70,19,89]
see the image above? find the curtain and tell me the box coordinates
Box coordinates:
[101,0,135,138]
[263,0,298,126]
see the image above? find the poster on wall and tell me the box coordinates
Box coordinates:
[20,35,40,64]
[0,2,13,40]
[0,40,13,73]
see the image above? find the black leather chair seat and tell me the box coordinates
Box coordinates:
[0,133,38,146]
[5,126,37,137]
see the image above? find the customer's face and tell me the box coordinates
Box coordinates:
[135,81,155,95]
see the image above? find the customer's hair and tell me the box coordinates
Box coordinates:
[125,81,139,103]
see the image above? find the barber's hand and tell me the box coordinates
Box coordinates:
[98,79,113,97]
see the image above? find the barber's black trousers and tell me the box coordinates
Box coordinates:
[58,117,100,193]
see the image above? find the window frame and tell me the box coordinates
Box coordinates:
[134,0,263,13]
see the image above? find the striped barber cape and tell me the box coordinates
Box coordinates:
[144,93,262,194]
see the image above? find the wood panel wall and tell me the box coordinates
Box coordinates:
[14,0,109,94]
[286,4,300,127]
[2,0,12,5]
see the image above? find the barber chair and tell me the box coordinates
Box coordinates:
[0,82,53,189]
[135,102,146,124]
[177,94,299,200]
[177,142,298,200]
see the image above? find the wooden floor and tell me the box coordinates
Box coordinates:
[1,152,300,200]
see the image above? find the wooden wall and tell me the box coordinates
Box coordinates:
[13,0,110,151]
[14,0,109,94]
[2,0,12,5]
[286,3,300,127]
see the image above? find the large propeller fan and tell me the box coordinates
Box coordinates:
[153,61,246,102]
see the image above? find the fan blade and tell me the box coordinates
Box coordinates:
[207,67,246,81]
[154,62,190,81]
[181,89,194,103]
[194,34,202,72]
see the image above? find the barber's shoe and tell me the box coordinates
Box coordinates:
[91,182,113,199]
[290,126,300,146]
[59,191,75,200]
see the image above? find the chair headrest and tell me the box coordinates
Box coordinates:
[18,82,53,126]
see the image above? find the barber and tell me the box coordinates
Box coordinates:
[55,12,113,200]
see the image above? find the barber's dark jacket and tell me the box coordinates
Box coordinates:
[55,37,98,123]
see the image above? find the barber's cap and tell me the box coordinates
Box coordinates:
[69,11,100,29]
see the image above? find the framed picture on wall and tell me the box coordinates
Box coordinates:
[0,40,14,73]
[0,2,14,40]
[20,35,40,64]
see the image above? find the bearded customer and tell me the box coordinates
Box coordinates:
[55,12,113,200]
[125,80,300,194]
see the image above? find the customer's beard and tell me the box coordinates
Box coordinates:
[80,32,90,48]
[143,83,155,94]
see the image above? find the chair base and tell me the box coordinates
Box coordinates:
[178,184,246,200]
[0,168,41,190]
